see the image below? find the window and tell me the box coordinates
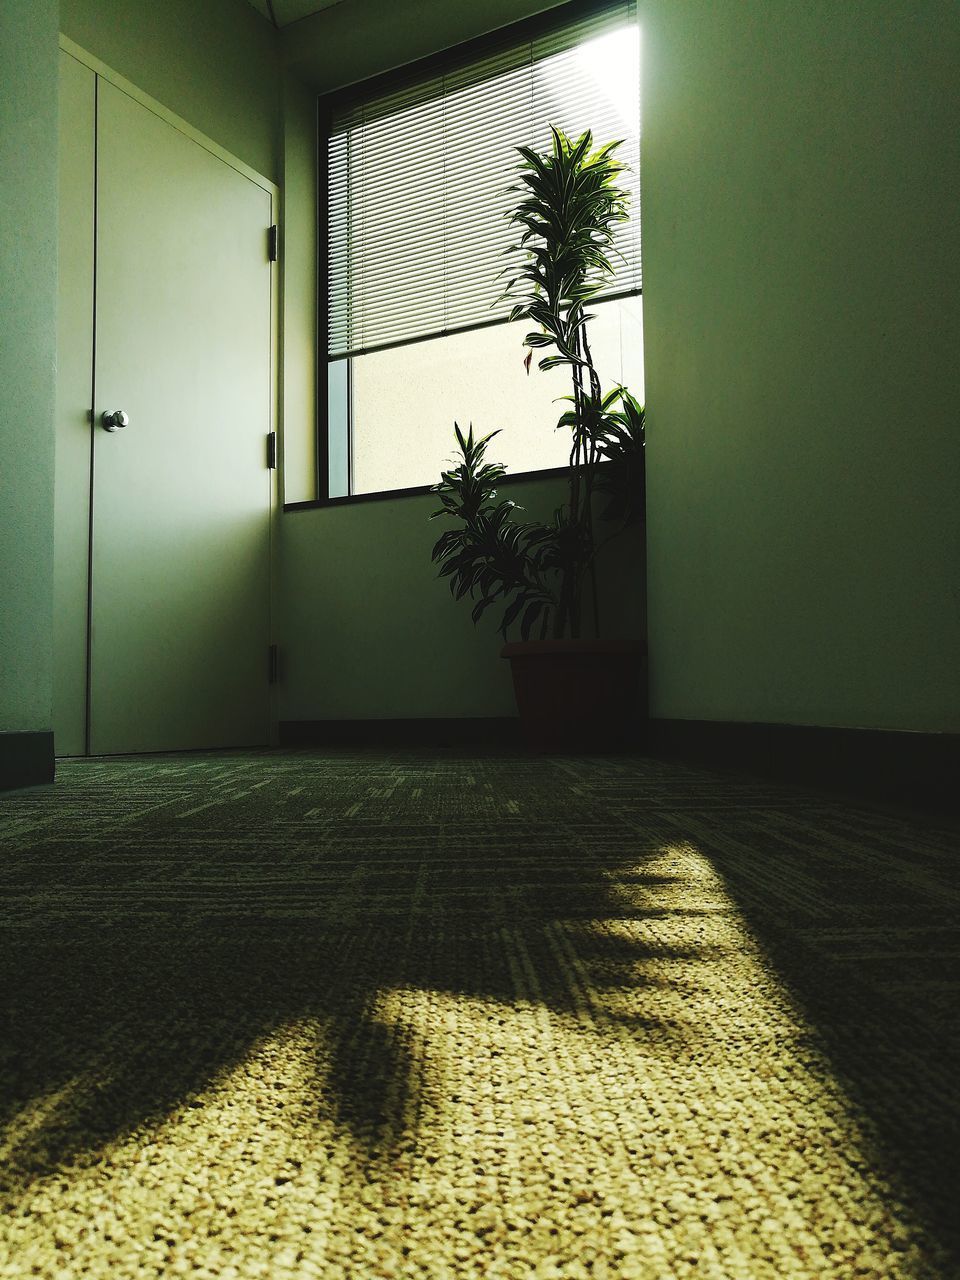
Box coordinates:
[320,0,641,501]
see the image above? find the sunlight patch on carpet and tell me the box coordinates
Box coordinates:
[1,842,937,1279]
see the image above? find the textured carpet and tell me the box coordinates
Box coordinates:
[1,750,958,1279]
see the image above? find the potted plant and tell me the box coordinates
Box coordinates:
[430,126,645,750]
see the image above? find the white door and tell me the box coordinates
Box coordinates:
[55,59,274,755]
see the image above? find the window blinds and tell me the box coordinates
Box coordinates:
[326,0,640,360]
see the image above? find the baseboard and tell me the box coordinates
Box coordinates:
[0,731,56,792]
[277,718,956,809]
[649,719,959,812]
[279,718,522,748]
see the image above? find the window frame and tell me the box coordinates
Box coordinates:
[295,0,638,512]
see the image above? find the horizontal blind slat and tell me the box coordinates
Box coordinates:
[328,0,639,359]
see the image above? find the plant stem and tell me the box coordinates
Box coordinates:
[563,308,589,640]
[574,315,602,638]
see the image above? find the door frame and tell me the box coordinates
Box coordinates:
[57,37,281,752]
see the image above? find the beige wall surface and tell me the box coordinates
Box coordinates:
[60,0,281,181]
[280,71,319,505]
[278,478,644,723]
[284,0,563,93]
[641,0,960,731]
[0,0,59,735]
[279,491,525,723]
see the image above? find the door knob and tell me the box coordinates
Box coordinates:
[101,410,129,433]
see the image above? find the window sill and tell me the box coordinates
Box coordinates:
[282,464,569,512]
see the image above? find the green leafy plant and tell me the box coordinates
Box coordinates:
[430,126,644,640]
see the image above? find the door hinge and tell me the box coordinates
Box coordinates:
[268,224,279,262]
[268,643,279,685]
[267,431,277,469]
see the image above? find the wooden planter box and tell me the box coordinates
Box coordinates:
[501,639,646,753]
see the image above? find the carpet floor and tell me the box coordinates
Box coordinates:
[1,749,958,1279]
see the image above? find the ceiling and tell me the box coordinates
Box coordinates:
[244,0,348,27]
[246,0,564,93]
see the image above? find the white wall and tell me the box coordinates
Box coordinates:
[278,478,644,722]
[0,0,59,736]
[641,0,960,731]
[280,70,320,504]
[60,0,281,182]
